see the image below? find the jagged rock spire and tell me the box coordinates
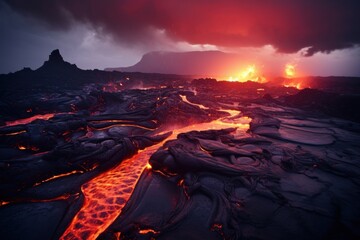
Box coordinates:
[48,49,64,63]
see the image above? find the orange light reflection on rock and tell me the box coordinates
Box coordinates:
[61,97,251,240]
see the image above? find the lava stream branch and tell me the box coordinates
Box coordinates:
[60,144,162,240]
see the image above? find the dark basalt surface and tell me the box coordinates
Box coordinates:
[1,51,360,240]
[100,98,360,240]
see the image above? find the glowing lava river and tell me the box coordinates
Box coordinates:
[61,103,251,239]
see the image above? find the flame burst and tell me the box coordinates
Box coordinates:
[227,65,267,83]
[285,64,295,78]
[283,64,306,89]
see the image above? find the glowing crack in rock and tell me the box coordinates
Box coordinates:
[61,98,251,240]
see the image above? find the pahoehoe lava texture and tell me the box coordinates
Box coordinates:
[0,86,225,239]
[101,100,360,240]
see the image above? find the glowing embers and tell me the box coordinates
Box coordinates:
[101,81,124,92]
[5,113,56,127]
[227,65,267,83]
[17,145,39,152]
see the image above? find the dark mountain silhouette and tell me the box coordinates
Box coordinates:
[36,49,79,73]
[0,49,124,89]
[0,49,189,90]
[105,51,243,76]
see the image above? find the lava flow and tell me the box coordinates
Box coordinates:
[5,113,56,127]
[60,97,250,240]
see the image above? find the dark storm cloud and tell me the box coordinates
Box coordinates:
[4,0,360,56]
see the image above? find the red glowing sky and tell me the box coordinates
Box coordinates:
[1,0,360,76]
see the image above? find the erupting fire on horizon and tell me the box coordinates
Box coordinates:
[285,64,296,78]
[283,64,305,89]
[227,65,267,83]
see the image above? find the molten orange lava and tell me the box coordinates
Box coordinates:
[61,97,251,239]
[60,146,161,240]
[5,113,56,127]
[227,65,267,83]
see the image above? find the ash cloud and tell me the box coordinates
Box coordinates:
[4,0,360,56]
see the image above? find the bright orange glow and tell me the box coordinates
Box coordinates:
[5,113,56,127]
[17,145,26,150]
[139,229,160,235]
[285,64,295,78]
[17,145,39,151]
[145,163,152,169]
[0,201,10,206]
[226,65,267,83]
[61,96,251,240]
[283,82,302,89]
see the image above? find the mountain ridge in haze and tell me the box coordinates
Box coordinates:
[105,51,242,76]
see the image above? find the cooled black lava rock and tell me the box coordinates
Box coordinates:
[282,88,360,122]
